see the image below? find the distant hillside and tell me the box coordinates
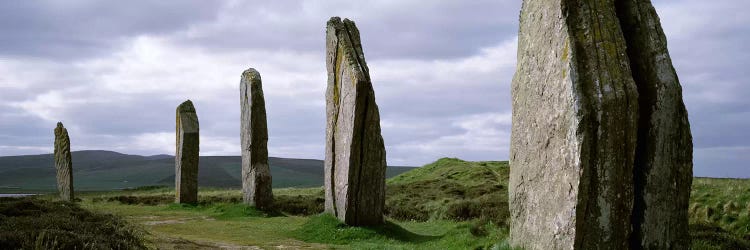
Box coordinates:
[0,150,414,192]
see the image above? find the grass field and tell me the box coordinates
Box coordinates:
[3,158,750,249]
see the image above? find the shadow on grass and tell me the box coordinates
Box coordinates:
[290,213,440,245]
[690,222,750,249]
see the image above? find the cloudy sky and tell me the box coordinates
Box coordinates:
[0,1,747,177]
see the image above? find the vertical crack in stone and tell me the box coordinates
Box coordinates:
[616,0,693,248]
[512,0,691,248]
[565,0,638,247]
[340,19,370,225]
[622,2,652,245]
[353,87,370,225]
[329,38,341,217]
[343,20,370,82]
[324,17,386,226]
[511,0,638,248]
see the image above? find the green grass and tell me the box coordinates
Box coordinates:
[80,197,316,248]
[0,197,146,249]
[387,158,509,224]
[4,157,749,249]
[79,193,508,249]
[291,214,516,249]
[67,158,518,249]
[688,178,750,249]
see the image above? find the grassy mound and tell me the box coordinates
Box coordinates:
[0,197,146,249]
[386,158,510,225]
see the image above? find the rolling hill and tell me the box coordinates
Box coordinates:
[0,150,414,192]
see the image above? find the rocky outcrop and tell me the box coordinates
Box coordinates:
[616,1,693,248]
[510,0,691,249]
[175,100,199,204]
[240,68,273,210]
[53,122,74,201]
[324,17,387,226]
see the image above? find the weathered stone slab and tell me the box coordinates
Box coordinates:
[176,100,199,204]
[510,0,693,249]
[616,1,693,248]
[509,0,639,249]
[240,68,273,210]
[324,17,387,226]
[54,122,74,201]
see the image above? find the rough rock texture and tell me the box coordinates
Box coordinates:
[175,100,199,204]
[510,1,692,249]
[509,0,639,249]
[616,1,693,249]
[324,17,387,226]
[53,122,74,201]
[240,68,273,210]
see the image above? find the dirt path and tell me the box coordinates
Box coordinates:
[148,234,262,250]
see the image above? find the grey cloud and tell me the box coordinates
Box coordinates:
[173,0,521,60]
[0,109,51,151]
[653,0,750,177]
[694,147,750,178]
[0,0,225,59]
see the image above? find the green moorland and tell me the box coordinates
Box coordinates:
[2,158,749,249]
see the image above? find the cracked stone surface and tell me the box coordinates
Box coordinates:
[324,17,387,226]
[54,122,74,201]
[509,0,692,249]
[240,68,273,210]
[509,1,692,249]
[176,100,199,204]
[617,1,693,248]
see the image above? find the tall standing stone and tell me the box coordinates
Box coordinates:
[509,1,692,249]
[53,122,74,201]
[240,68,273,209]
[176,100,199,204]
[510,1,639,249]
[617,1,693,248]
[324,17,387,226]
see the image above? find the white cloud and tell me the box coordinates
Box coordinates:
[386,112,511,165]
[131,132,173,154]
[79,35,325,102]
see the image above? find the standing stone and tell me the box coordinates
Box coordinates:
[617,1,693,248]
[53,122,74,201]
[240,68,273,209]
[510,0,638,249]
[510,1,692,249]
[176,100,199,204]
[324,17,387,226]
